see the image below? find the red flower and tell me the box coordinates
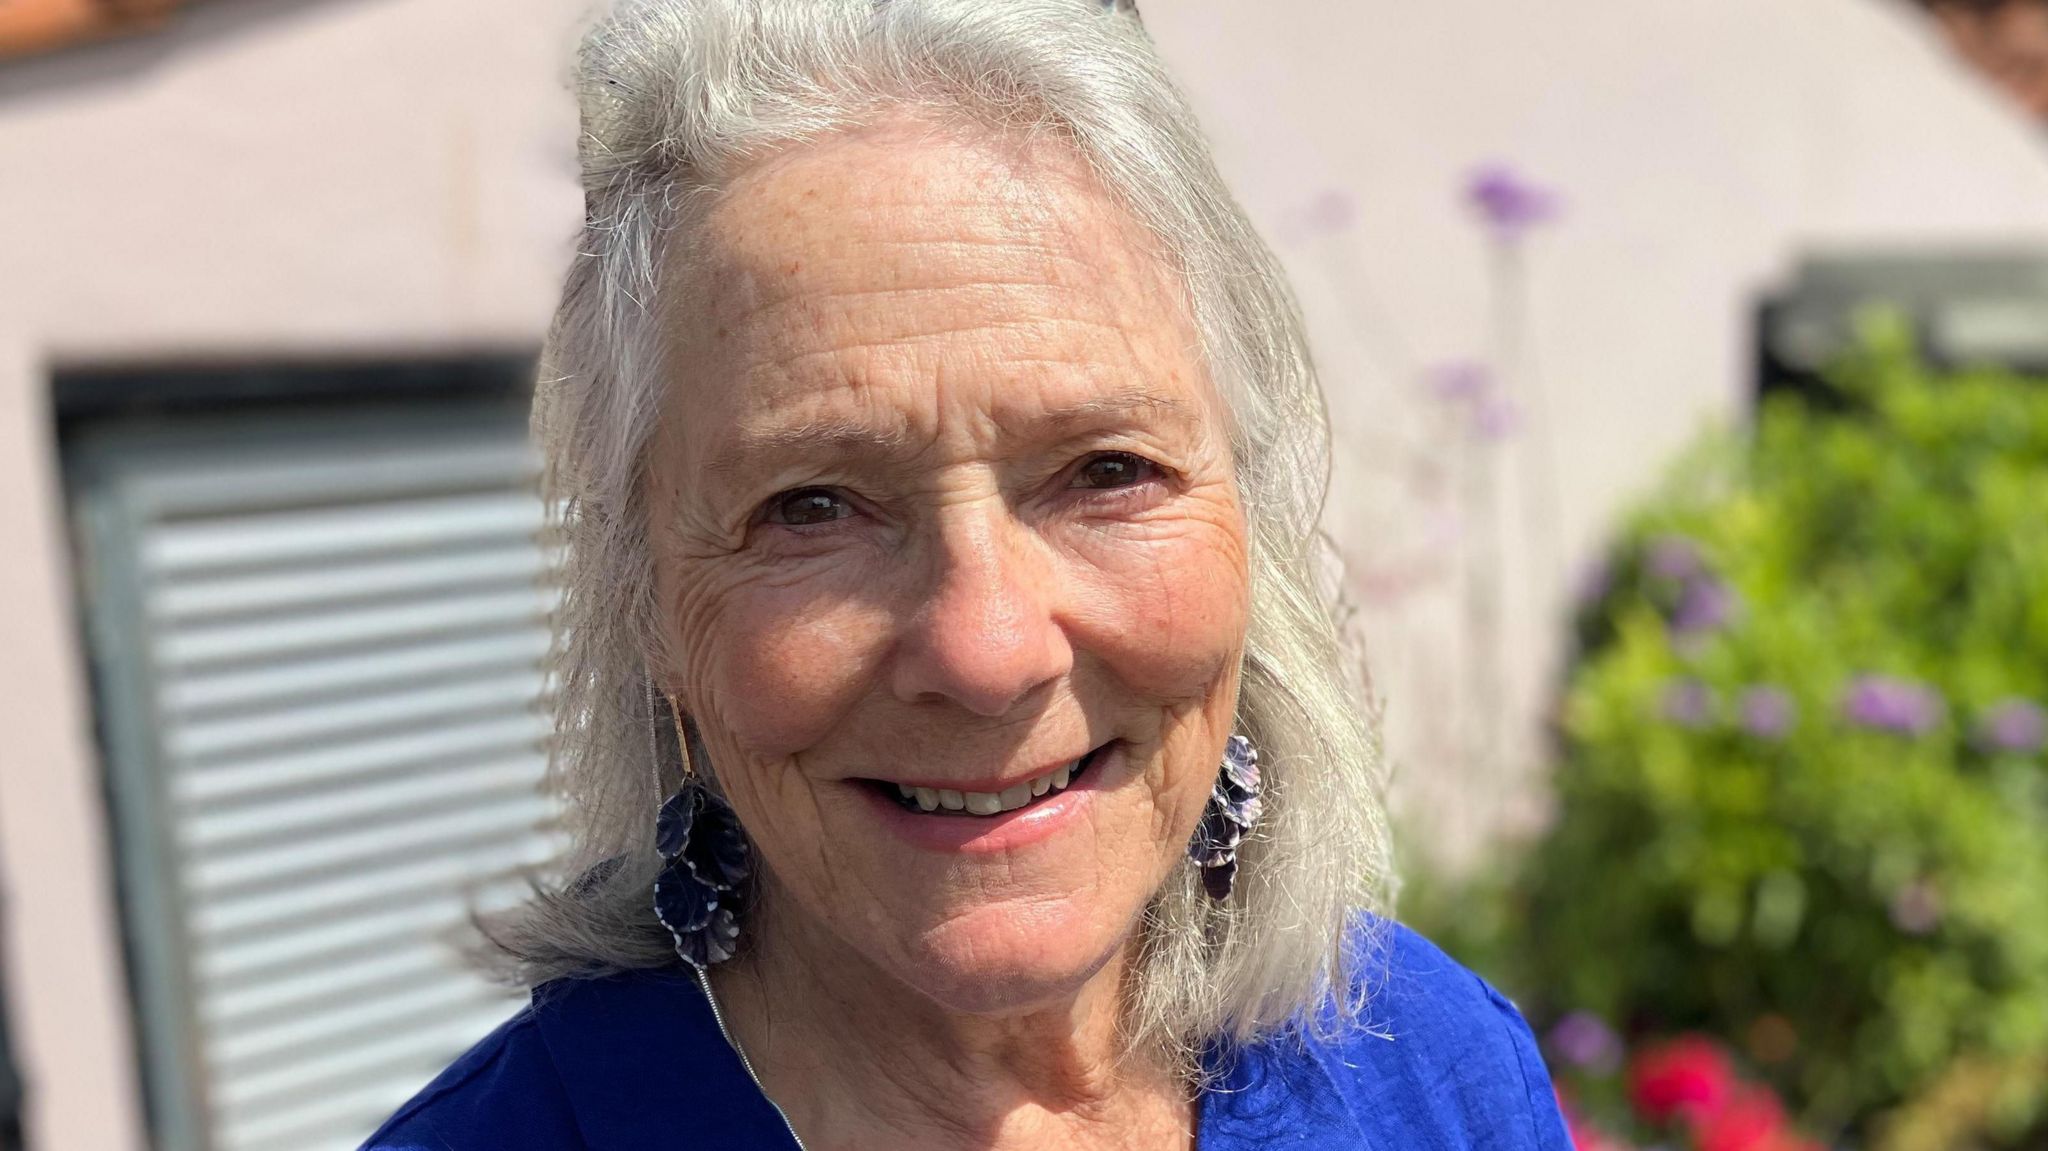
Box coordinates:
[1696,1085,1788,1151]
[1627,1035,1735,1126]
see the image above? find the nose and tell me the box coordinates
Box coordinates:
[889,505,1073,717]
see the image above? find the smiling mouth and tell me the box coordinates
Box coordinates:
[864,744,1110,817]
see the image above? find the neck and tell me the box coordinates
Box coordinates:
[705,894,1193,1151]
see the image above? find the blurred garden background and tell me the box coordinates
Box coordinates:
[5,1,2048,1149]
[1407,315,2048,1151]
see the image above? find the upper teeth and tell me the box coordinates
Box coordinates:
[897,760,1080,815]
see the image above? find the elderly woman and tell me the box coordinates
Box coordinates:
[366,1,1570,1148]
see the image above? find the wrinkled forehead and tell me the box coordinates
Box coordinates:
[655,119,1211,432]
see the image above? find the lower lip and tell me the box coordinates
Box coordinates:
[857,746,1115,856]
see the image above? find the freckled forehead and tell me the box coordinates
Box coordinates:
[650,118,1223,492]
[692,121,1175,314]
[657,123,1205,417]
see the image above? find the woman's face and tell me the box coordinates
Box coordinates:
[647,122,1249,1016]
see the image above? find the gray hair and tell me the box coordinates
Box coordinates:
[486,0,1393,1068]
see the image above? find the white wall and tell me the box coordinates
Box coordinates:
[0,0,582,354]
[3,0,2048,1145]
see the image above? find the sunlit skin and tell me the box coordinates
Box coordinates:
[642,119,1250,1150]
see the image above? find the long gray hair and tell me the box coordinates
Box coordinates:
[486,0,1393,1069]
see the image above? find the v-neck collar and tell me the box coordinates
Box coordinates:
[534,967,803,1149]
[536,968,1372,1150]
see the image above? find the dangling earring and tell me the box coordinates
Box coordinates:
[1187,734,1262,901]
[652,696,751,968]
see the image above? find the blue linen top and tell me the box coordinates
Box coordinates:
[362,923,1571,1150]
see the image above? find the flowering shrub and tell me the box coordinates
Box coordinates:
[1552,1032,1822,1151]
[1429,319,2048,1149]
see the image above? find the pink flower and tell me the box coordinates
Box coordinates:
[1627,1035,1735,1126]
[1695,1085,1788,1151]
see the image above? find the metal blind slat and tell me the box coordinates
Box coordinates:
[154,546,549,621]
[191,836,553,942]
[214,1007,521,1112]
[157,588,555,669]
[213,1042,507,1151]
[166,673,546,760]
[200,951,467,1027]
[171,715,549,805]
[178,763,543,852]
[209,981,509,1071]
[162,631,551,717]
[185,795,553,896]
[131,443,537,516]
[144,492,543,573]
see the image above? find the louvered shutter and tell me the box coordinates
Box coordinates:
[70,402,560,1151]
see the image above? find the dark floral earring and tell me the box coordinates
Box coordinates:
[1188,734,1262,900]
[653,697,751,968]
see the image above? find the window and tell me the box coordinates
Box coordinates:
[62,360,559,1151]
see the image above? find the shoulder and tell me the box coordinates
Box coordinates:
[358,969,701,1151]
[1307,921,1573,1150]
[361,965,788,1151]
[358,1003,584,1151]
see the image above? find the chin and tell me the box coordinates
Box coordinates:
[889,899,1134,1017]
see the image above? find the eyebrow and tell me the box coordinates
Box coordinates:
[705,419,921,481]
[703,387,1199,482]
[1035,388,1198,433]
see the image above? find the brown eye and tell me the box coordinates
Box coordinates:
[766,488,852,526]
[1071,452,1157,490]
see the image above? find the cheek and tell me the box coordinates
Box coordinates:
[1064,520,1250,707]
[675,569,893,757]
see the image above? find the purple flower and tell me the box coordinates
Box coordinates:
[1738,686,1797,740]
[1645,534,1703,582]
[1889,879,1943,936]
[1474,395,1522,440]
[1672,578,1738,635]
[1466,164,1560,237]
[1428,360,1494,404]
[1662,679,1717,729]
[1841,676,1945,736]
[1424,362,1519,440]
[1975,698,2047,755]
[1548,1011,1622,1073]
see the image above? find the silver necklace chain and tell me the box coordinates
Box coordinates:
[693,965,811,1151]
